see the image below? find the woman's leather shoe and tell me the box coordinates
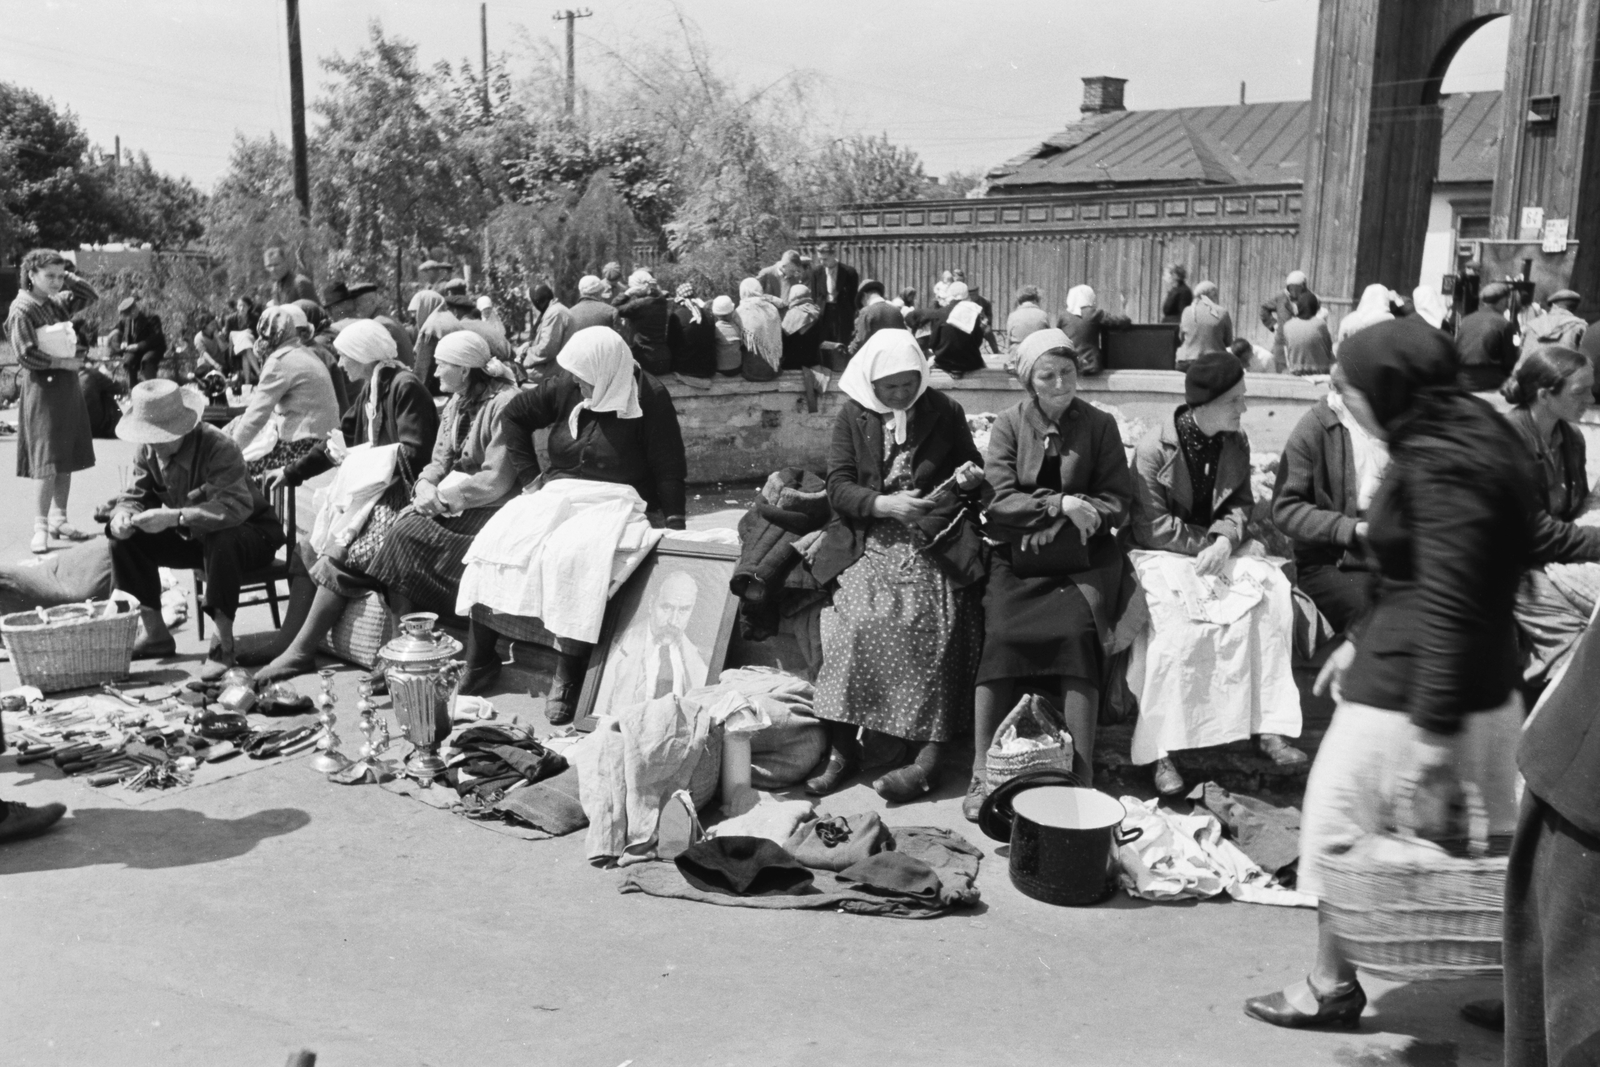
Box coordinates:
[0,800,67,843]
[804,754,857,796]
[962,775,987,822]
[1244,979,1366,1030]
[1259,733,1309,766]
[1153,757,1185,796]
[455,664,501,698]
[873,763,935,804]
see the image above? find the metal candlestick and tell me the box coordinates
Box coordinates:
[309,668,353,774]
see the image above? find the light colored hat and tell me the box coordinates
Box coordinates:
[475,295,494,312]
[711,295,736,316]
[116,380,206,445]
[1286,270,1308,286]
[578,275,606,299]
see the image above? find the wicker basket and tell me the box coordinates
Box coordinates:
[317,591,396,670]
[1319,830,1506,982]
[985,693,1074,793]
[1,593,141,693]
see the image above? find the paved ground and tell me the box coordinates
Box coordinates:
[0,434,1504,1067]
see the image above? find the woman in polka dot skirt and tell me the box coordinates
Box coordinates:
[806,329,989,802]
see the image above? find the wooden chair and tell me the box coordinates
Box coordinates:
[195,483,297,639]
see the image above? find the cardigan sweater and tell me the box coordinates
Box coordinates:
[1271,399,1364,570]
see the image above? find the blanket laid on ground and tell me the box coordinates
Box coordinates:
[619,826,982,917]
[456,479,662,643]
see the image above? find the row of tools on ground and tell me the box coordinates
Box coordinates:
[2,676,321,791]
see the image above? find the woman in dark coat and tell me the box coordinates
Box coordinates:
[615,272,675,377]
[256,320,441,683]
[968,329,1132,816]
[670,283,717,379]
[807,329,988,801]
[926,281,988,376]
[1246,315,1538,1030]
[6,249,98,554]
[1499,347,1600,686]
[1056,285,1130,376]
[453,325,688,724]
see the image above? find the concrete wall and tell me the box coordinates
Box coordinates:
[666,369,1329,484]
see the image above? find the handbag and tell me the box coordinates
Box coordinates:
[985,694,1074,793]
[1007,530,1092,578]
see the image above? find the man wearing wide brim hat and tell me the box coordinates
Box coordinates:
[323,279,414,369]
[108,380,285,680]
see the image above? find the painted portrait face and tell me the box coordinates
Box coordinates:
[650,571,698,641]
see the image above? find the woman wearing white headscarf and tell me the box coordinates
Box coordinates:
[233,302,342,480]
[408,287,457,395]
[927,281,988,376]
[736,278,783,382]
[964,329,1136,818]
[807,329,989,801]
[360,330,522,621]
[444,325,688,723]
[1335,283,1398,346]
[1411,284,1453,333]
[256,320,442,683]
[1055,284,1129,376]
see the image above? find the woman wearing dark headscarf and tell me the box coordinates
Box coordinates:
[807,329,988,800]
[968,328,1133,817]
[361,330,521,620]
[1246,315,1538,1030]
[233,303,342,481]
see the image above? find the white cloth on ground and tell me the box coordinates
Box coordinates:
[1116,796,1315,907]
[309,442,399,556]
[707,797,816,846]
[456,478,662,643]
[1126,550,1302,765]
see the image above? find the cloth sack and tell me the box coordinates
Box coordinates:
[985,694,1074,793]
[784,811,894,872]
[310,442,399,557]
[493,766,588,836]
[674,836,815,896]
[687,667,827,790]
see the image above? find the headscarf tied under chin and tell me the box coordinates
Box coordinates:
[333,318,399,365]
[433,328,515,384]
[556,326,643,439]
[1337,315,1462,440]
[256,303,308,352]
[1066,285,1096,317]
[838,328,928,446]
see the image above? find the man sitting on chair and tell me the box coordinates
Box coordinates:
[107,380,285,680]
[606,570,707,709]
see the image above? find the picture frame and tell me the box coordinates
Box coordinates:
[573,538,742,733]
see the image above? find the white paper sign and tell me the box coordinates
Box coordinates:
[1520,206,1545,240]
[1543,218,1570,253]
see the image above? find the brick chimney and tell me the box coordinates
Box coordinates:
[1081,76,1128,116]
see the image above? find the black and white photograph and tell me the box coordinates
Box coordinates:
[0,1,1593,1064]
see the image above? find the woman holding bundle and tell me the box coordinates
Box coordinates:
[255,320,440,683]
[806,329,988,801]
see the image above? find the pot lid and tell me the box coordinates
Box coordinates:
[977,767,1082,842]
[379,612,463,666]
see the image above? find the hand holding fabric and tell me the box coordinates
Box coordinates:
[872,489,935,526]
[1194,535,1233,577]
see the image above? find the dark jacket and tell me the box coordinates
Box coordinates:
[1505,406,1600,563]
[671,303,717,379]
[616,294,674,376]
[927,306,987,375]
[117,310,167,363]
[567,297,621,335]
[1259,289,1321,331]
[813,389,985,586]
[1161,282,1193,324]
[112,423,278,537]
[1519,613,1600,837]
[490,367,688,525]
[848,302,905,355]
[1056,308,1129,376]
[1455,308,1518,392]
[1130,410,1253,554]
[983,397,1132,545]
[283,365,439,488]
[809,262,860,342]
[1341,395,1539,733]
[1271,399,1364,570]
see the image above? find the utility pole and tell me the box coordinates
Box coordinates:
[480,3,491,117]
[113,135,120,173]
[551,8,592,120]
[286,0,311,219]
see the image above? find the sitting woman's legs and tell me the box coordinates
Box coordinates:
[1058,676,1098,786]
[256,584,351,683]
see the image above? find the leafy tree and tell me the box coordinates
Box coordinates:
[202,133,322,296]
[100,149,207,250]
[807,133,929,207]
[0,83,112,256]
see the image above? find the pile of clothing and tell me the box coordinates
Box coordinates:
[731,467,831,645]
[621,810,983,918]
[445,722,568,808]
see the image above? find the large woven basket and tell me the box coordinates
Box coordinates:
[1,594,141,693]
[317,591,395,670]
[1319,831,1506,982]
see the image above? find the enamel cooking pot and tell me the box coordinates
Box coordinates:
[1003,785,1140,906]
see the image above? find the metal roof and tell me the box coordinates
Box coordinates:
[987,92,1500,190]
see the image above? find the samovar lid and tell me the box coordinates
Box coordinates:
[379,612,463,666]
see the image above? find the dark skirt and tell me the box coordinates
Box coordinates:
[362,504,499,618]
[17,367,94,478]
[1504,791,1600,1067]
[977,534,1125,685]
[814,521,982,743]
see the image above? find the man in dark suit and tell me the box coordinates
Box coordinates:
[809,241,859,345]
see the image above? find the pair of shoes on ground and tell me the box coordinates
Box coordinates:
[1152,734,1310,796]
[803,756,938,804]
[30,520,94,555]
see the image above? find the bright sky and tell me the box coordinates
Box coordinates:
[3,0,1510,190]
